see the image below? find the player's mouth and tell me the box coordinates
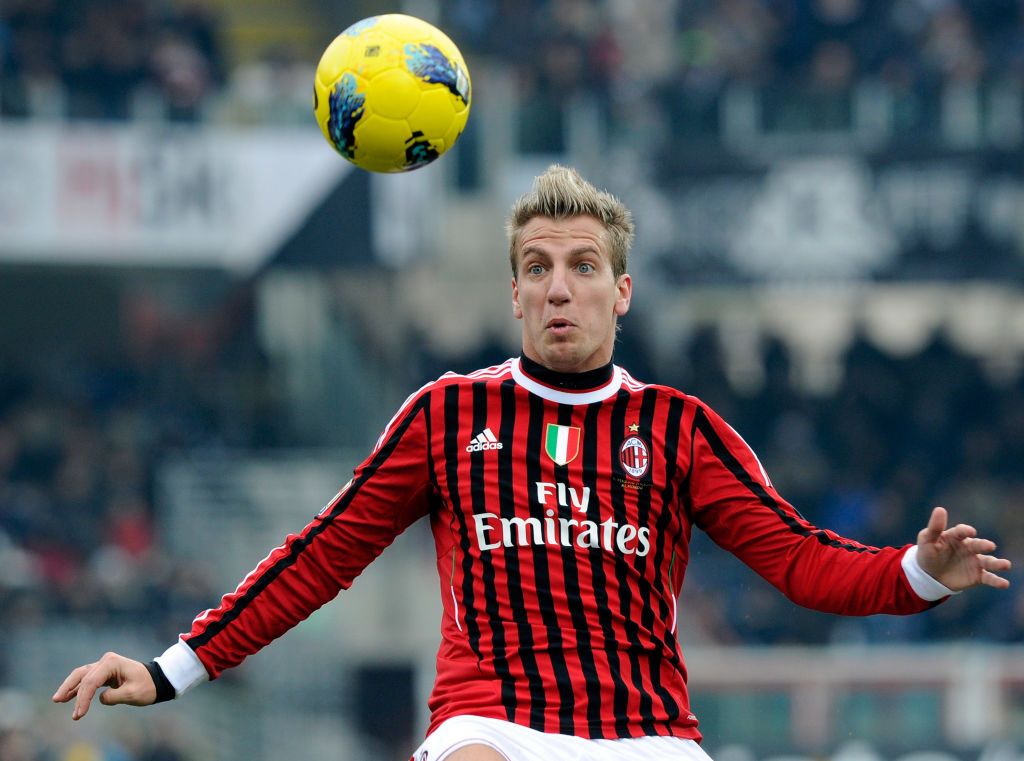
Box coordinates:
[546,318,576,337]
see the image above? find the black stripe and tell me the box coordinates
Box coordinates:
[445,384,486,661]
[188,394,429,652]
[469,382,515,711]
[652,397,684,627]
[522,393,550,730]
[608,390,650,737]
[693,407,877,553]
[551,402,598,735]
[497,380,544,723]
[424,397,436,489]
[631,388,676,731]
[525,392,574,732]
[646,394,686,726]
[580,401,626,739]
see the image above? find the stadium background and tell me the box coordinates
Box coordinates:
[1,0,1023,759]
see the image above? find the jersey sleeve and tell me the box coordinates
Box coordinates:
[180,389,435,680]
[685,401,940,616]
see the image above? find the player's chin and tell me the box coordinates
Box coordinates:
[539,343,588,372]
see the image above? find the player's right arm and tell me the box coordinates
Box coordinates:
[54,383,437,718]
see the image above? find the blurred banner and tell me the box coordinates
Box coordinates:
[648,147,1024,283]
[0,123,349,271]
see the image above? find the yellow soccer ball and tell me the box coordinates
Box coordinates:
[313,14,472,173]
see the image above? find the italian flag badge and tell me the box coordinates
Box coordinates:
[544,423,581,466]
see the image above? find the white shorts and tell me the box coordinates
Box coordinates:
[410,715,713,761]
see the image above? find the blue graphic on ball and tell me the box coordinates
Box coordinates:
[343,17,379,37]
[404,131,440,170]
[405,43,470,105]
[327,73,364,159]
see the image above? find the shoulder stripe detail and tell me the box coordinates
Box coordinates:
[692,406,878,554]
[373,363,512,451]
[619,369,649,391]
[186,394,430,652]
[465,359,514,379]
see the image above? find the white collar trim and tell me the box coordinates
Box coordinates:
[511,357,623,405]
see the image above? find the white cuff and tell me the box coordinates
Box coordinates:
[154,640,209,697]
[902,545,958,602]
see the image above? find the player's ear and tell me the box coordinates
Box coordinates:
[614,273,631,317]
[512,277,523,320]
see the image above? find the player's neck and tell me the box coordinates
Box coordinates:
[519,354,614,391]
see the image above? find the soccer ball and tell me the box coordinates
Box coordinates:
[313,14,472,173]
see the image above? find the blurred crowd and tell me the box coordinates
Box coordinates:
[4,0,1024,132]
[440,0,1024,149]
[0,0,223,120]
[0,285,277,635]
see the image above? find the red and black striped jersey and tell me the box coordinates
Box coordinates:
[173,358,939,741]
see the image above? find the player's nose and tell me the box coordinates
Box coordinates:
[547,266,572,303]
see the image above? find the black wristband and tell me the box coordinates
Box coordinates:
[145,660,176,704]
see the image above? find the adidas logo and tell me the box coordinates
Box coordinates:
[466,427,503,452]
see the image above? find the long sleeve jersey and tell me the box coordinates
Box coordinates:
[156,357,948,741]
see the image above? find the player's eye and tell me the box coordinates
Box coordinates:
[577,262,595,274]
[527,263,545,276]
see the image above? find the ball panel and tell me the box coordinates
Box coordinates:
[348,30,409,80]
[412,89,459,141]
[367,68,421,119]
[352,114,414,167]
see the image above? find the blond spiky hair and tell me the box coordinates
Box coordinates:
[506,165,635,279]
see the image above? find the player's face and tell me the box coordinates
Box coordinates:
[511,215,631,373]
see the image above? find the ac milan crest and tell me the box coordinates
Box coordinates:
[619,435,650,479]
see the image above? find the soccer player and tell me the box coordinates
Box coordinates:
[54,166,1012,761]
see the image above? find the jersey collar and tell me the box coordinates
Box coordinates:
[511,357,623,405]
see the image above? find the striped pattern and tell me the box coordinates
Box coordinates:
[179,359,936,743]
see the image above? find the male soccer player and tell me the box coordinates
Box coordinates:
[55,166,1012,761]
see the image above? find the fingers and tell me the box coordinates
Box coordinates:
[60,652,123,721]
[920,506,948,543]
[981,569,1012,589]
[944,523,978,542]
[72,661,111,720]
[962,536,995,554]
[975,554,1013,589]
[979,554,1012,572]
[52,664,93,704]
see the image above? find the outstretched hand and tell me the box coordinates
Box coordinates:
[916,506,1012,592]
[52,652,156,720]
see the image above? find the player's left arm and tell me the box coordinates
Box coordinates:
[686,399,1007,615]
[914,506,1011,591]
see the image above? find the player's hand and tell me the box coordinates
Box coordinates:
[916,506,1012,592]
[52,652,156,720]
